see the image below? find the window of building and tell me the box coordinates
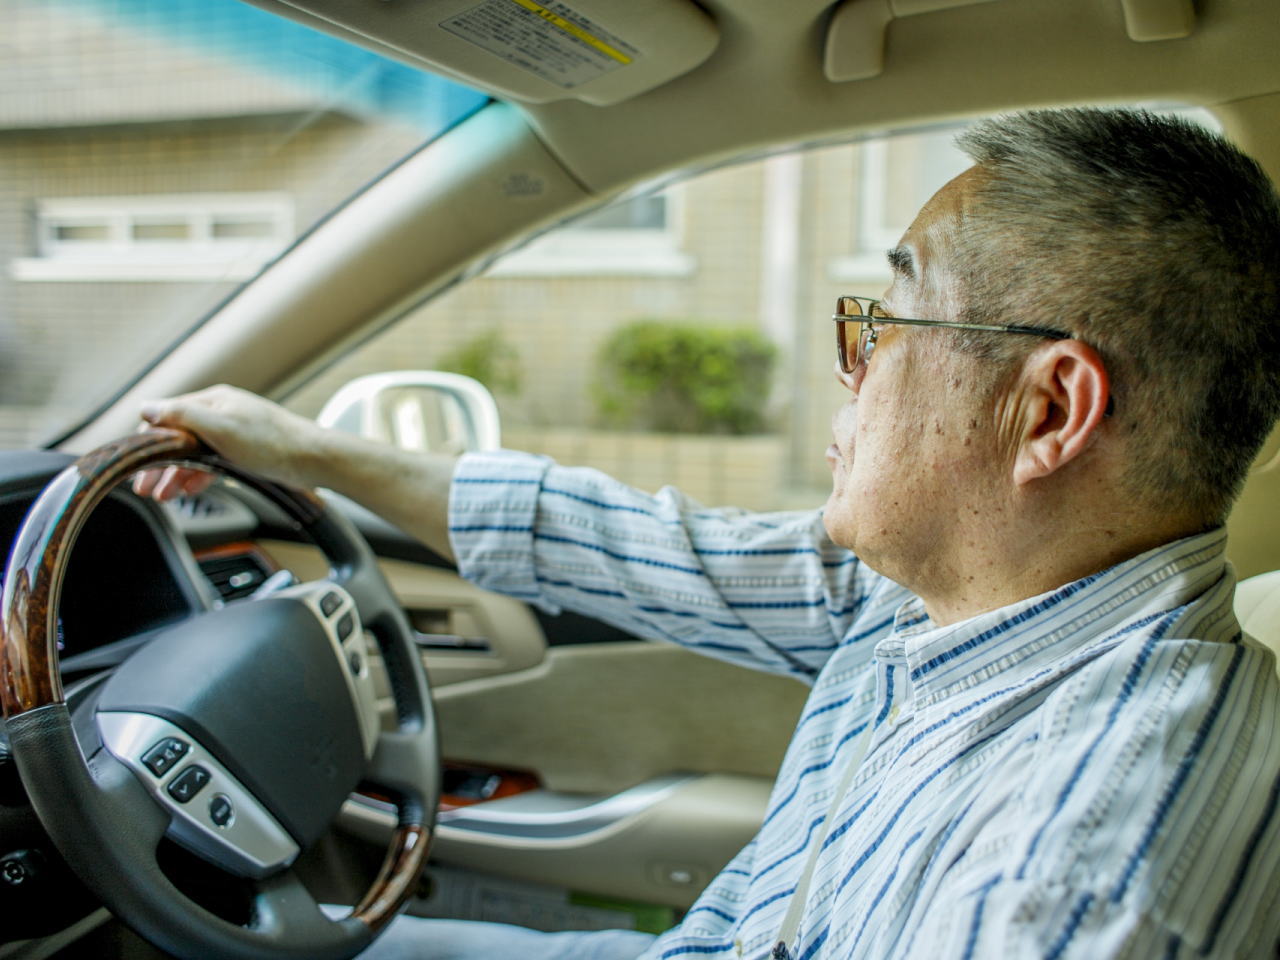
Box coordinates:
[828,126,971,283]
[11,193,294,282]
[486,190,695,277]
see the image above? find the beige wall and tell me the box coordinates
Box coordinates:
[0,114,420,445]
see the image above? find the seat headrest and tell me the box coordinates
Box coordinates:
[1234,570,1280,673]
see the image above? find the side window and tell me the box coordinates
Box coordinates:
[289,109,1219,511]
[486,192,694,277]
[831,128,971,283]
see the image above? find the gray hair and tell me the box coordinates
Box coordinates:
[953,108,1280,524]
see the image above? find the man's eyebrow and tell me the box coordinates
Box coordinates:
[886,246,916,281]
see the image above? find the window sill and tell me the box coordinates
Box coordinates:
[10,258,268,283]
[485,248,697,278]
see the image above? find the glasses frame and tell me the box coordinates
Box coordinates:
[833,295,1071,375]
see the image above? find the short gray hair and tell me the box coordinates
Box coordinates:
[953,108,1280,524]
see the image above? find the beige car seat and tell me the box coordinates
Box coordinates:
[1235,570,1280,673]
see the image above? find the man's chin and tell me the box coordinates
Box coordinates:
[821,496,852,547]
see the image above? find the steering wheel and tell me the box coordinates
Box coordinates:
[0,429,439,960]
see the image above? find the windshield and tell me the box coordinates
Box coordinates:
[0,0,489,449]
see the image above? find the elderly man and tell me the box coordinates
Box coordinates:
[137,109,1280,959]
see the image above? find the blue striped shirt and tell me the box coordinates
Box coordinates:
[449,451,1280,959]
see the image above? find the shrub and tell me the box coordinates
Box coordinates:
[436,328,522,395]
[594,320,777,434]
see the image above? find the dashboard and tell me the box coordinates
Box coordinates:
[0,447,646,946]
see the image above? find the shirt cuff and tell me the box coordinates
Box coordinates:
[448,449,559,611]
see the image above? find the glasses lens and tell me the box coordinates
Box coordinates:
[836,296,872,318]
[834,298,875,373]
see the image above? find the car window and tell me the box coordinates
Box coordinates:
[285,107,1216,512]
[0,0,489,450]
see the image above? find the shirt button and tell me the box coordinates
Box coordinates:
[887,704,901,725]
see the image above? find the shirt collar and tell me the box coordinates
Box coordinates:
[878,528,1234,709]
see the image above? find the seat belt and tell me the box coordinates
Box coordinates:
[771,722,875,960]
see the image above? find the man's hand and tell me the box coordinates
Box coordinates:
[132,385,325,500]
[131,384,460,562]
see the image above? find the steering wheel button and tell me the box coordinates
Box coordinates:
[320,591,342,616]
[142,737,189,777]
[337,611,355,641]
[167,765,211,804]
[209,794,235,828]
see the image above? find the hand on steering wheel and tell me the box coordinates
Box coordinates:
[0,429,439,960]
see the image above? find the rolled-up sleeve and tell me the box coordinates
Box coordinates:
[449,450,896,681]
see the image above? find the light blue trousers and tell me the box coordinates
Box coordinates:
[356,917,657,960]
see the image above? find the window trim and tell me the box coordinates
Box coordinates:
[485,190,695,278]
[11,192,294,282]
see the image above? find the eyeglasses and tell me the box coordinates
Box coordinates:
[832,295,1072,375]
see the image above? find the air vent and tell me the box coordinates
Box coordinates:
[198,552,271,601]
[172,493,227,519]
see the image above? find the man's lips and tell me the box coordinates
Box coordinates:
[825,443,840,470]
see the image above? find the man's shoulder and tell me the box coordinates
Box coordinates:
[1002,634,1278,929]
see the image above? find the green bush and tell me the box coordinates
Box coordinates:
[594,320,777,434]
[436,328,522,395]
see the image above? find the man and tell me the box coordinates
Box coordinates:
[137,109,1280,958]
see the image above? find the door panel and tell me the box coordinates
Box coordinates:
[261,536,808,903]
[343,773,774,908]
[264,541,547,685]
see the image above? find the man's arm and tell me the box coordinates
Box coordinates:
[133,385,458,562]
[136,386,895,680]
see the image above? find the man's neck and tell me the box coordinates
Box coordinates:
[913,505,1207,628]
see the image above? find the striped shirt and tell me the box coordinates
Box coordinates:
[449,451,1280,960]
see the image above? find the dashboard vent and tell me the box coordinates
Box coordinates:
[199,553,271,601]
[171,493,227,519]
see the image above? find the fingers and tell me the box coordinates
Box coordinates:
[131,465,214,501]
[154,465,214,501]
[131,385,319,496]
[139,392,223,436]
[132,387,238,500]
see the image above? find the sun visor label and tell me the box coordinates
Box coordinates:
[442,0,641,90]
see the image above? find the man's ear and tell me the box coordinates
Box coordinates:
[1011,340,1111,485]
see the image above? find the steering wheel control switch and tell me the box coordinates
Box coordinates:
[275,581,381,759]
[141,736,189,777]
[209,794,235,828]
[97,712,299,879]
[320,590,343,617]
[166,765,212,804]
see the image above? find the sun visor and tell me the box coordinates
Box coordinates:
[245,0,719,105]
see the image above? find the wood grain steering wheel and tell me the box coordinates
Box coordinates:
[0,429,438,960]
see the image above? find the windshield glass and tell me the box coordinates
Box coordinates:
[0,0,489,449]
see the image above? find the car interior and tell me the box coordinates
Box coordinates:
[3,0,1280,957]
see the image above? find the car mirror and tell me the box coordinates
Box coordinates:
[317,372,501,454]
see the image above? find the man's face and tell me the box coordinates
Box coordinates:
[823,167,1004,585]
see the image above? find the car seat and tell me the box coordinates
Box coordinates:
[1235,570,1280,673]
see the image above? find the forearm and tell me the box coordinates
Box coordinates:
[296,429,458,563]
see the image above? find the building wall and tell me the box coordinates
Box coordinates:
[0,114,421,445]
[289,162,770,434]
